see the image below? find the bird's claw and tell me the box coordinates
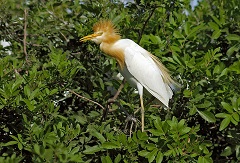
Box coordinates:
[124,114,140,137]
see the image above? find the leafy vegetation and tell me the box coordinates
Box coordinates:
[0,0,239,162]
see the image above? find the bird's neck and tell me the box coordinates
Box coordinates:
[100,41,125,69]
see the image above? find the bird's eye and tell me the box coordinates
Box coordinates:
[96,31,103,35]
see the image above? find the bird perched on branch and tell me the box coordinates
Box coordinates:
[80,20,178,132]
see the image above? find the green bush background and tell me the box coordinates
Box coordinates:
[0,0,239,162]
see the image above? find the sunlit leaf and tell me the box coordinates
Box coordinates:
[221,102,233,113]
[197,109,216,123]
[219,116,231,131]
[156,151,163,163]
[83,145,101,154]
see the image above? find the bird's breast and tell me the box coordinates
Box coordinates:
[100,42,125,69]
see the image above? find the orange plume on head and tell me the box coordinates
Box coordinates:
[92,20,121,44]
[93,20,119,34]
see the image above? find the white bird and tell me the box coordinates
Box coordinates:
[80,20,178,132]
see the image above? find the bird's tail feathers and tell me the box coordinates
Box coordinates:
[169,82,181,92]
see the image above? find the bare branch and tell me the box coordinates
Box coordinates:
[107,79,126,104]
[137,7,157,44]
[68,89,106,111]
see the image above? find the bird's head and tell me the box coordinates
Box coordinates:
[80,20,121,44]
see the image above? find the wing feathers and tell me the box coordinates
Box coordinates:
[123,39,174,107]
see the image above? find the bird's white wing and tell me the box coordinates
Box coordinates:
[123,39,173,107]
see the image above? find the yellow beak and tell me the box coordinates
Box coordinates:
[80,33,100,42]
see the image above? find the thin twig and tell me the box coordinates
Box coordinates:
[107,79,126,103]
[137,6,157,44]
[23,9,28,63]
[60,31,69,42]
[68,89,106,111]
[101,79,126,121]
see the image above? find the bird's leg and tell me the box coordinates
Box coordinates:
[130,121,134,137]
[140,95,145,132]
[134,96,155,115]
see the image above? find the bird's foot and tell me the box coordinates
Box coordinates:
[124,114,140,137]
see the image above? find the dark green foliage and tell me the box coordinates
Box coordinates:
[0,0,239,162]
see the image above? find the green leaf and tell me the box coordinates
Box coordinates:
[215,113,229,118]
[34,144,40,155]
[170,46,181,52]
[147,148,158,163]
[208,22,219,31]
[49,88,58,95]
[180,127,191,135]
[83,145,101,154]
[232,112,239,122]
[149,35,161,44]
[114,154,121,163]
[198,156,212,163]
[188,23,205,38]
[24,85,31,97]
[137,130,148,141]
[221,102,233,113]
[22,113,28,123]
[29,88,39,100]
[17,142,23,150]
[9,135,18,141]
[219,68,228,77]
[23,99,35,111]
[236,145,240,159]
[184,22,190,35]
[138,150,149,157]
[153,118,164,132]
[210,15,222,27]
[219,116,231,131]
[230,116,238,125]
[211,29,221,39]
[146,143,156,151]
[102,142,120,149]
[90,130,106,143]
[2,141,18,146]
[173,31,184,39]
[196,100,212,108]
[71,146,80,154]
[220,146,232,156]
[172,53,183,66]
[73,115,87,125]
[112,15,123,24]
[227,43,239,56]
[156,151,163,163]
[197,109,216,123]
[213,65,220,74]
[149,129,162,136]
[226,34,240,41]
[103,155,113,163]
[12,78,24,92]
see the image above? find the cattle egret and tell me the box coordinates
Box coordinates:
[80,20,178,132]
